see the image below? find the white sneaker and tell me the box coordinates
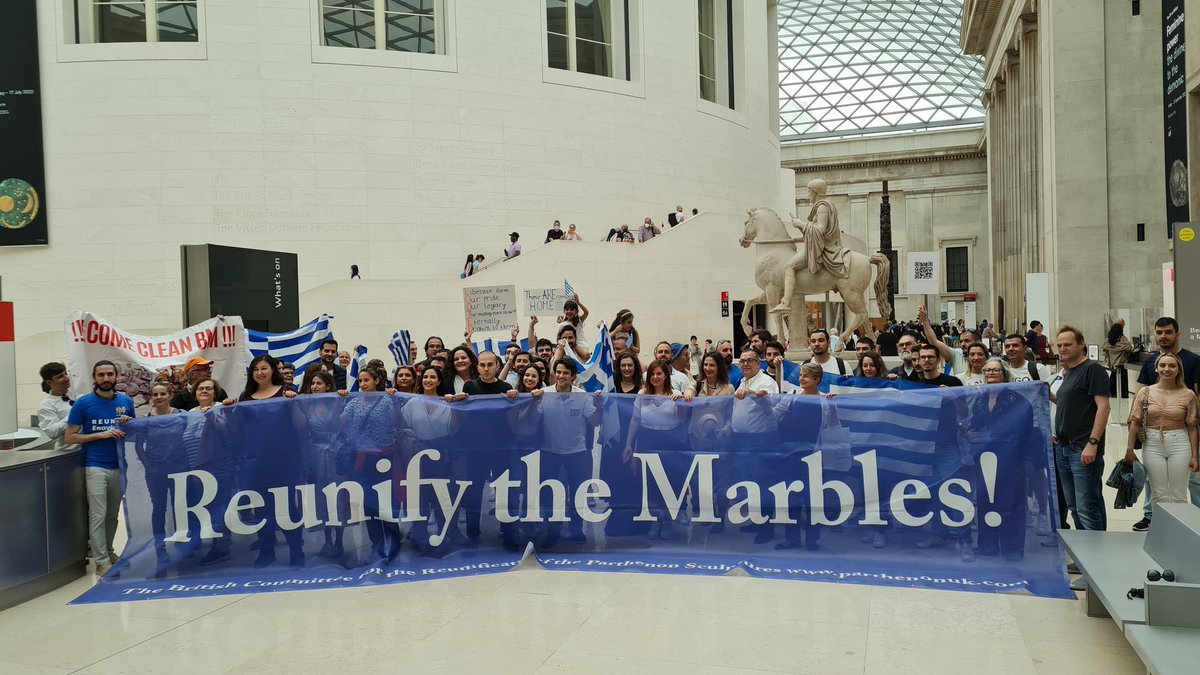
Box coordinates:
[94,562,112,576]
[1069,576,1087,592]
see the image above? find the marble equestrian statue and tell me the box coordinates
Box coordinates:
[738,199,892,345]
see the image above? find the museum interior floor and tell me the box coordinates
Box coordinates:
[0,407,1147,674]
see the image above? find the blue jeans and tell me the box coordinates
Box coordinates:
[1054,441,1107,531]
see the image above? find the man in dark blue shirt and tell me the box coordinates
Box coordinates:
[66,360,136,576]
[1131,317,1200,531]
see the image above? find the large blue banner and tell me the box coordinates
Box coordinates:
[74,381,1071,604]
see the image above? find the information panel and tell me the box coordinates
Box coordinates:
[0,0,48,246]
[1163,0,1189,234]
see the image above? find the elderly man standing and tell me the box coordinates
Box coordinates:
[170,357,227,410]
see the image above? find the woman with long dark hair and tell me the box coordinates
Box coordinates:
[599,352,649,538]
[295,369,347,558]
[342,365,404,559]
[232,354,296,403]
[392,365,418,394]
[624,360,687,539]
[462,254,475,278]
[1103,320,1133,398]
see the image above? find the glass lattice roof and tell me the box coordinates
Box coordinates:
[779,0,985,141]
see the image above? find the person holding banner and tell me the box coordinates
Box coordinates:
[66,361,136,576]
[857,352,887,379]
[137,383,186,576]
[772,362,830,551]
[343,366,406,560]
[535,359,603,546]
[444,346,478,396]
[401,367,462,551]
[295,370,347,559]
[625,361,689,540]
[392,365,418,394]
[599,353,649,538]
[171,358,227,411]
[968,360,1033,560]
[460,353,515,546]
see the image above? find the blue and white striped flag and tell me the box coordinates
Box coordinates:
[816,377,944,477]
[563,278,575,298]
[246,315,334,375]
[348,345,368,392]
[388,330,412,367]
[562,323,614,392]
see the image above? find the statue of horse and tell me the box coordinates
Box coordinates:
[739,207,892,344]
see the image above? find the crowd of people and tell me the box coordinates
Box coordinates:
[34,290,1200,583]
[469,210,705,274]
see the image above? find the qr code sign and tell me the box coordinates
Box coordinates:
[914,261,934,279]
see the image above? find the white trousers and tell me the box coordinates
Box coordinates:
[1144,429,1193,507]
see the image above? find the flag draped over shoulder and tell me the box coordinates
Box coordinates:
[561,323,614,392]
[246,315,334,374]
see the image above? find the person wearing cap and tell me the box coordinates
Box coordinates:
[171,357,228,410]
[667,342,692,393]
[504,232,521,259]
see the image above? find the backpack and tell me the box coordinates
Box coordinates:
[803,356,847,376]
[668,212,679,227]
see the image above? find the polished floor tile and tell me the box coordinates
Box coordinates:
[0,414,1154,673]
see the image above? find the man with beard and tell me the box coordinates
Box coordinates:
[66,360,136,576]
[318,338,348,389]
[717,338,743,387]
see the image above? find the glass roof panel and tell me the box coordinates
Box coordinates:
[779,0,985,141]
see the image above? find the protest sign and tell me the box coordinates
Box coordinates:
[65,312,247,413]
[74,382,1070,604]
[524,288,566,316]
[463,285,518,333]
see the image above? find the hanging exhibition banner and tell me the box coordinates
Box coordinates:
[1162,0,1189,234]
[0,0,48,246]
[72,382,1071,604]
[65,312,248,414]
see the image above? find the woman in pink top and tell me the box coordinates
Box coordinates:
[1126,352,1200,508]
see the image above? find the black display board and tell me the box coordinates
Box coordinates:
[0,0,48,246]
[181,244,299,333]
[1162,0,1189,236]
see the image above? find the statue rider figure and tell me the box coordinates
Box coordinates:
[772,178,850,315]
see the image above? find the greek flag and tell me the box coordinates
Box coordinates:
[472,337,530,356]
[818,377,943,477]
[348,345,367,392]
[562,323,614,392]
[388,330,412,367]
[563,278,575,298]
[246,315,334,375]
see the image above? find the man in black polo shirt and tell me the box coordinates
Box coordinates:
[1131,316,1200,531]
[460,352,517,548]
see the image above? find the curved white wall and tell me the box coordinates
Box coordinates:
[4,0,782,416]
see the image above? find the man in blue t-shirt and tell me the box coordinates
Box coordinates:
[66,360,135,576]
[1131,317,1200,532]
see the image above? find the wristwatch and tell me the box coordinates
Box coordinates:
[1087,437,1100,446]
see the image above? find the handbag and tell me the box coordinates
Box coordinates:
[1134,389,1149,449]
